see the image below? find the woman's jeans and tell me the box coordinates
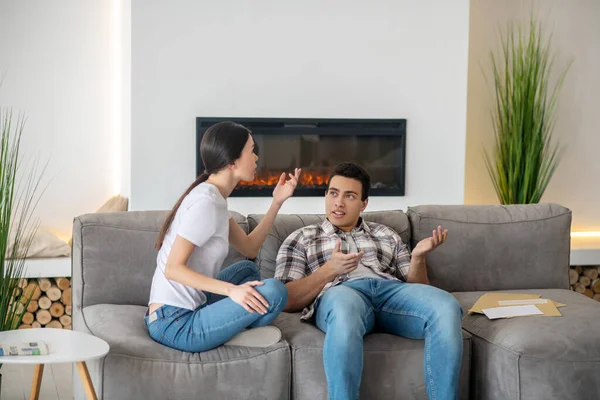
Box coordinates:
[144,260,288,353]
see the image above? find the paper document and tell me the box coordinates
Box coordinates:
[482,305,544,320]
[469,293,564,317]
[497,299,549,306]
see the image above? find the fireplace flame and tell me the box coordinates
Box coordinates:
[240,170,329,187]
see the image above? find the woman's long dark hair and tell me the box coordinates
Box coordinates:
[155,121,251,250]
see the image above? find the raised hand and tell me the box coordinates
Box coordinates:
[272,168,302,205]
[412,225,448,258]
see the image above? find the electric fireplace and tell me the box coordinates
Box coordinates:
[196,118,406,197]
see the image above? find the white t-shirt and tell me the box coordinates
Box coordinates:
[148,182,231,310]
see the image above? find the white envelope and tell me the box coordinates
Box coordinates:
[482,305,544,320]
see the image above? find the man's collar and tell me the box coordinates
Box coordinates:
[321,216,371,235]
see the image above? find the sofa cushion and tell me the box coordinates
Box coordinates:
[455,289,600,400]
[272,311,471,400]
[81,304,290,399]
[249,210,411,279]
[407,204,571,293]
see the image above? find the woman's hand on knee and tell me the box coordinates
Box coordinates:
[228,281,269,314]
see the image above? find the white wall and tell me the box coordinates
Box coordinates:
[465,0,600,231]
[131,0,471,215]
[4,0,596,240]
[119,0,132,203]
[0,1,118,239]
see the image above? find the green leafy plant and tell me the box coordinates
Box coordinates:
[0,106,45,338]
[484,16,571,204]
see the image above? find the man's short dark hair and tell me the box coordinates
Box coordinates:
[327,163,371,201]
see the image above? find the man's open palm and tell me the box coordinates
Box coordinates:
[412,225,448,258]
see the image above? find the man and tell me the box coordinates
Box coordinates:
[274,162,463,400]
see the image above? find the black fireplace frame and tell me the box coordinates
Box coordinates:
[196,117,406,197]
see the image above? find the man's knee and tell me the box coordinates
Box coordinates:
[324,303,372,336]
[441,294,463,317]
[316,286,373,335]
[430,292,463,328]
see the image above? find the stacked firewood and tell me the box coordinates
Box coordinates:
[11,277,72,329]
[570,266,600,302]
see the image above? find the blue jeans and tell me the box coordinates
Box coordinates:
[145,260,288,352]
[315,278,463,400]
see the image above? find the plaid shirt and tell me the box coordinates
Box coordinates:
[274,218,412,321]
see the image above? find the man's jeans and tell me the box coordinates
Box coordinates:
[315,278,463,400]
[144,260,288,353]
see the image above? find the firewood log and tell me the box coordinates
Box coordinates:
[36,309,51,325]
[27,300,39,313]
[59,315,72,327]
[38,278,52,292]
[583,267,599,280]
[569,269,579,285]
[579,276,591,287]
[23,283,41,301]
[46,285,62,302]
[50,302,65,318]
[592,279,600,294]
[61,288,72,306]
[22,312,34,325]
[46,320,63,329]
[55,277,70,291]
[38,296,51,310]
[574,282,586,293]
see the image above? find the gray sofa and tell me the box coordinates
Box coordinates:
[72,204,600,400]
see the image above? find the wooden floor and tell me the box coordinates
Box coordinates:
[1,363,72,400]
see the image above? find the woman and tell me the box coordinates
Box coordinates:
[146,121,300,353]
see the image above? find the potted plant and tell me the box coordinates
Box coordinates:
[484,15,572,204]
[0,105,45,394]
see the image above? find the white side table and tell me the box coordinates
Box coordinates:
[0,328,109,400]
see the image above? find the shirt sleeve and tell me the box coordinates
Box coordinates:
[393,234,412,281]
[177,198,219,248]
[274,230,308,284]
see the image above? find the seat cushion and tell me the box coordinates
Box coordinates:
[273,312,472,400]
[82,304,291,400]
[455,289,600,400]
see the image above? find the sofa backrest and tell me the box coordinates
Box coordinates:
[249,210,411,279]
[407,204,571,292]
[71,210,248,308]
[72,203,571,310]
